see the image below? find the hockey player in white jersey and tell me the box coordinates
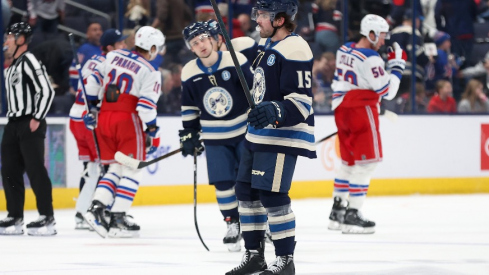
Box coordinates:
[69,29,127,230]
[328,14,407,234]
[180,22,254,252]
[83,26,165,238]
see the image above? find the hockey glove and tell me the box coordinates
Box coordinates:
[387,42,407,79]
[82,107,98,130]
[247,101,286,130]
[145,125,161,155]
[179,128,204,157]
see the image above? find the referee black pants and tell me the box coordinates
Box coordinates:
[1,116,53,218]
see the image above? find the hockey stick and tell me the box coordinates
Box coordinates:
[194,149,209,251]
[315,110,399,145]
[68,33,105,174]
[209,0,255,109]
[114,147,182,169]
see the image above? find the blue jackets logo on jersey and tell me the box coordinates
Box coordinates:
[267,54,276,66]
[252,67,266,104]
[221,70,231,81]
[203,87,233,118]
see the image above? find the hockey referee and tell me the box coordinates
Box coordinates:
[0,22,56,236]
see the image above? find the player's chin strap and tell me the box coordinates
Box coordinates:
[11,35,28,60]
[269,20,285,39]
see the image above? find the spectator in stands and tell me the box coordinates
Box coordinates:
[420,0,437,38]
[28,0,65,34]
[427,80,457,113]
[458,51,489,80]
[395,82,429,113]
[233,0,255,17]
[426,31,459,94]
[312,0,341,53]
[9,0,28,25]
[388,9,429,106]
[157,63,182,114]
[77,22,102,67]
[125,0,149,28]
[458,79,489,113]
[387,0,423,28]
[435,0,477,59]
[152,0,192,65]
[312,52,335,113]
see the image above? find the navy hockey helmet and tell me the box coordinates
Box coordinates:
[251,0,299,22]
[6,22,33,43]
[182,22,209,49]
[204,19,221,42]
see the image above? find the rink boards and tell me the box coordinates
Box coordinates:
[0,115,488,210]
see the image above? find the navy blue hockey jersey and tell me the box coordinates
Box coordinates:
[245,34,316,159]
[181,51,254,146]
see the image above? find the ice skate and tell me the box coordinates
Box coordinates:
[223,217,242,252]
[107,212,140,238]
[0,217,24,235]
[258,255,295,275]
[84,200,109,238]
[328,196,347,231]
[26,215,56,236]
[342,209,375,234]
[226,243,267,275]
[75,212,90,230]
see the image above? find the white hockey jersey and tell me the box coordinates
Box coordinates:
[86,49,161,126]
[69,54,105,121]
[331,42,401,110]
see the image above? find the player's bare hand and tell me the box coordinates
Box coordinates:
[30,119,40,132]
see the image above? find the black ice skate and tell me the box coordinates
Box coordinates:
[0,217,24,235]
[259,255,295,275]
[226,244,267,275]
[26,215,56,236]
[223,217,242,252]
[75,212,90,230]
[108,212,140,238]
[84,200,109,238]
[328,196,347,231]
[342,208,375,234]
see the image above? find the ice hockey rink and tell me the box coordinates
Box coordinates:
[0,194,488,275]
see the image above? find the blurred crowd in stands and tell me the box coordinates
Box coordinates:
[3,0,489,115]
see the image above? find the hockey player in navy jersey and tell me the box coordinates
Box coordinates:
[179,22,254,252]
[328,14,406,234]
[204,19,258,64]
[226,1,315,274]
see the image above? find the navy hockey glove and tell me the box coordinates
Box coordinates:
[145,125,161,155]
[179,128,204,157]
[247,101,286,129]
[82,107,98,130]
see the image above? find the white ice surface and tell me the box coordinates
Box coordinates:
[0,195,488,274]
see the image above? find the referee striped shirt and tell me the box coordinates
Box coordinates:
[5,52,54,120]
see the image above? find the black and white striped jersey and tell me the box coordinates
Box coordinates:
[4,52,54,120]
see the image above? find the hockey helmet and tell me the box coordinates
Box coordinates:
[205,19,221,42]
[182,22,210,49]
[251,0,299,22]
[360,14,390,45]
[6,22,33,43]
[135,26,165,60]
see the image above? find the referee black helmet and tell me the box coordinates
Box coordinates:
[6,22,33,43]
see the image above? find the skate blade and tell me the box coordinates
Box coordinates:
[225,242,241,252]
[328,220,343,231]
[84,213,107,238]
[342,225,375,234]
[107,229,139,238]
[0,227,24,235]
[75,223,91,230]
[27,225,57,236]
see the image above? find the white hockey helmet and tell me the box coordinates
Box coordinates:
[135,26,165,60]
[360,14,390,45]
